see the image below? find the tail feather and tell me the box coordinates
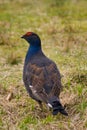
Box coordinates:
[48,96,68,116]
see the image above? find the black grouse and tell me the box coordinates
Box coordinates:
[21,32,68,116]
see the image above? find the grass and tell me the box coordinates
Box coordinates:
[0,0,87,129]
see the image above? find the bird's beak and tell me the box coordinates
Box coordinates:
[21,35,24,38]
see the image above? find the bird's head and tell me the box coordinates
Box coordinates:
[21,32,41,47]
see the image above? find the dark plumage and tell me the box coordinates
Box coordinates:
[21,32,68,116]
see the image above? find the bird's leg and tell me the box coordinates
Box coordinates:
[38,101,43,111]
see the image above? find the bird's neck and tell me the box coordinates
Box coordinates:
[25,45,41,64]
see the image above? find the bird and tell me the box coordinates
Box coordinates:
[21,32,68,116]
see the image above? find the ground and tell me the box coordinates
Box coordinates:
[0,0,87,130]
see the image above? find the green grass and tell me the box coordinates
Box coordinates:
[0,0,87,130]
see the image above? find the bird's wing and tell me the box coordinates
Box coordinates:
[24,63,48,103]
[24,62,62,103]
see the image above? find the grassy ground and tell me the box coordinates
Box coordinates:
[0,0,87,130]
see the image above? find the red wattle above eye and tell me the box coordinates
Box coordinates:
[26,32,32,36]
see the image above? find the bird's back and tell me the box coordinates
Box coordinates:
[23,50,62,102]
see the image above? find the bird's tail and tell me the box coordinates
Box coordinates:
[48,96,68,116]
